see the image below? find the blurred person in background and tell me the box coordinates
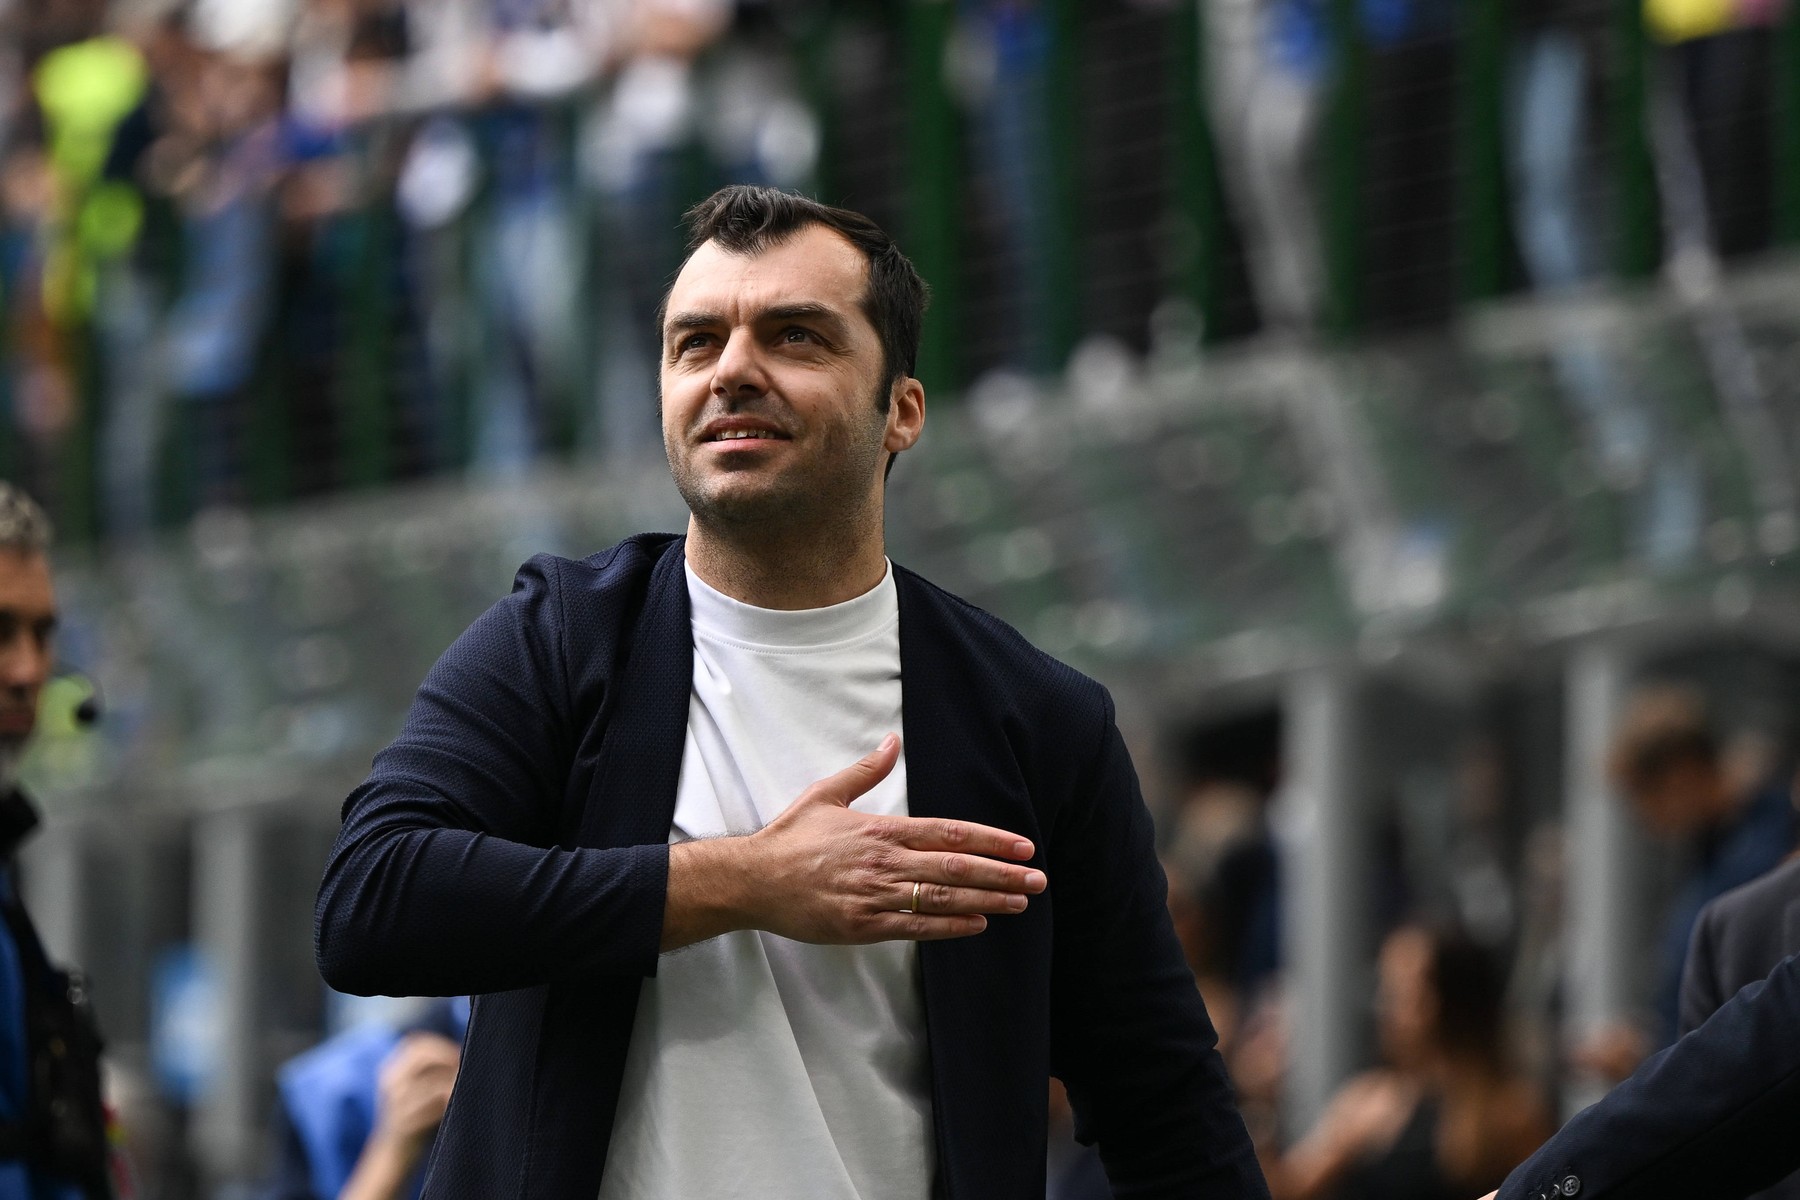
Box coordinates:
[93,9,188,542]
[955,0,1059,375]
[150,42,287,512]
[585,0,733,463]
[1204,0,1327,333]
[1357,0,1458,331]
[1575,685,1796,1081]
[260,998,467,1200]
[1645,0,1781,261]
[458,0,597,476]
[0,126,73,511]
[1165,778,1282,1033]
[17,0,156,535]
[0,483,115,1199]
[1261,923,1551,1200]
[1505,0,1701,575]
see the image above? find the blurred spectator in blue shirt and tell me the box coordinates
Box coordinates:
[261,997,467,1200]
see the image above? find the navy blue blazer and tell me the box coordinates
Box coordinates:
[1499,946,1800,1200]
[1676,856,1800,1200]
[316,534,1266,1200]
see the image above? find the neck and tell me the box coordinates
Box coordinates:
[685,502,889,610]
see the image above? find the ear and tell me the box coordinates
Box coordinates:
[885,376,925,454]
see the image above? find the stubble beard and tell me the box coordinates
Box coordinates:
[669,386,891,546]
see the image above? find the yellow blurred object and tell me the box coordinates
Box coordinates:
[1645,0,1737,42]
[31,37,150,324]
[36,674,96,739]
[19,675,102,793]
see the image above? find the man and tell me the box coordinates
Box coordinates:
[0,483,112,1199]
[1484,946,1800,1200]
[1673,845,1800,1199]
[1602,687,1791,1053]
[316,186,1267,1199]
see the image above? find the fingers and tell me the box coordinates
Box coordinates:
[804,733,901,808]
[901,879,1036,916]
[902,850,1046,898]
[380,1033,460,1100]
[865,911,990,942]
[890,815,1035,862]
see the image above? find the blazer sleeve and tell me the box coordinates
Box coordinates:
[315,557,669,997]
[1049,694,1269,1200]
[1499,950,1800,1200]
[1677,899,1728,1037]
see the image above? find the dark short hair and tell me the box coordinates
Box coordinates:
[1609,686,1719,792]
[673,185,929,396]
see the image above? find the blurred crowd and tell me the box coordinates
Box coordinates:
[1116,679,1800,1200]
[0,0,821,542]
[0,0,1794,548]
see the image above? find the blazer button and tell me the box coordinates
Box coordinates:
[1560,1176,1582,1196]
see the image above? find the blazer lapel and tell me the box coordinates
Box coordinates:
[538,539,693,1200]
[897,570,1053,1200]
[578,539,693,850]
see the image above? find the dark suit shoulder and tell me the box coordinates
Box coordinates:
[1701,854,1800,933]
[562,532,683,578]
[891,563,1113,729]
[1682,854,1800,1045]
[503,534,683,665]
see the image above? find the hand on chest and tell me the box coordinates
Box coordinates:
[675,622,909,840]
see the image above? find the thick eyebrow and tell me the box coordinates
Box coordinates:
[759,303,853,340]
[665,310,723,338]
[663,302,855,348]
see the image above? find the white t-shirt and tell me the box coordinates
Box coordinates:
[597,560,935,1200]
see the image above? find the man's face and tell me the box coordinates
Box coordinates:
[1627,758,1722,838]
[659,224,923,531]
[0,550,56,756]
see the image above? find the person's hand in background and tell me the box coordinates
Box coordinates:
[339,1032,462,1200]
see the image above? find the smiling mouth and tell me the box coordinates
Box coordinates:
[705,429,789,443]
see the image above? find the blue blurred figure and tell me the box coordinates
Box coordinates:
[261,998,468,1200]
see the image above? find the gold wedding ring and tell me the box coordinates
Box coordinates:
[907,880,922,914]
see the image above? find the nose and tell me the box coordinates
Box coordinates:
[710,328,769,402]
[0,631,49,696]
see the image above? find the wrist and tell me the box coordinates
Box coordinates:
[663,835,761,950]
[341,1125,428,1200]
[368,1123,431,1170]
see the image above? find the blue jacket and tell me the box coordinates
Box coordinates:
[316,534,1265,1200]
[0,793,87,1200]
